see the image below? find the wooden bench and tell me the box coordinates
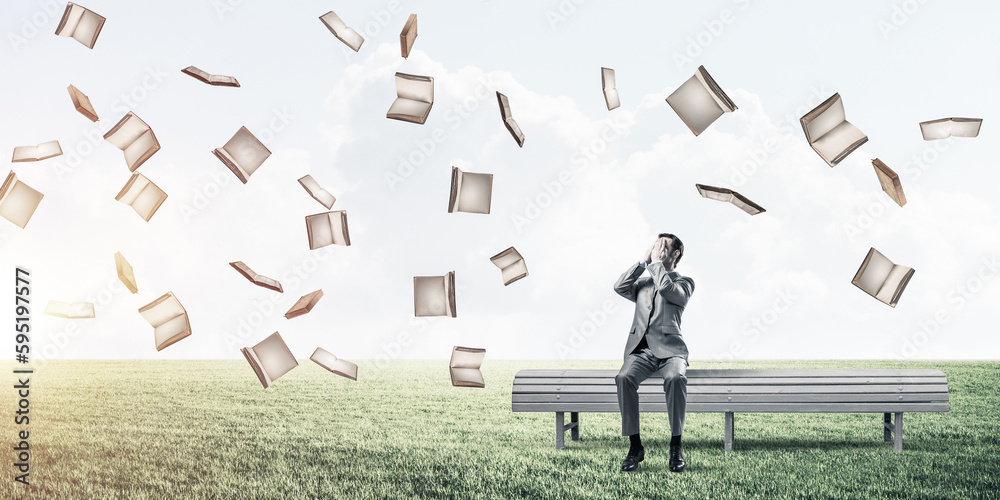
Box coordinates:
[512,368,949,452]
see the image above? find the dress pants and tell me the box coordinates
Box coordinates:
[615,346,687,436]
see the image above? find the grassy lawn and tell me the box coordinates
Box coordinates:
[1,359,997,499]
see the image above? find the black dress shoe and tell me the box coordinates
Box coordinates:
[668,444,685,473]
[620,446,645,472]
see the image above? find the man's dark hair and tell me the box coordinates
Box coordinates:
[658,233,684,266]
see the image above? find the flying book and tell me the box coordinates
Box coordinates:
[242,332,298,389]
[800,93,867,167]
[490,247,528,286]
[115,172,167,222]
[387,72,434,125]
[497,91,525,147]
[67,84,98,121]
[181,66,240,87]
[213,126,272,184]
[919,117,982,141]
[871,159,906,207]
[851,247,914,308]
[43,301,95,319]
[114,251,138,294]
[449,346,485,388]
[138,292,191,351]
[298,175,336,209]
[694,184,765,215]
[103,112,160,172]
[0,171,44,229]
[230,261,283,293]
[305,210,350,249]
[285,289,323,319]
[414,271,456,317]
[54,2,105,49]
[602,67,620,110]
[448,166,492,214]
[12,141,62,162]
[400,13,417,58]
[310,347,358,381]
[319,11,364,52]
[666,65,737,136]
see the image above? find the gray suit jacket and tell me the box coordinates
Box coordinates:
[613,261,695,362]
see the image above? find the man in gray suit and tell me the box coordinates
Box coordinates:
[613,234,695,473]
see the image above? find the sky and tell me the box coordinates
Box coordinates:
[1,0,998,362]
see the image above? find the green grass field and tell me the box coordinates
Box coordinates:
[2,359,997,499]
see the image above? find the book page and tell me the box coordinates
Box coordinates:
[222,127,270,177]
[154,314,190,349]
[0,173,44,229]
[490,247,522,270]
[72,8,104,48]
[450,367,484,387]
[395,73,433,103]
[456,172,492,214]
[44,301,95,319]
[138,292,185,328]
[854,249,894,296]
[876,265,913,303]
[252,332,298,382]
[414,276,448,316]
[387,99,432,120]
[801,94,845,144]
[666,75,725,136]
[501,260,528,284]
[130,183,167,222]
[298,175,336,209]
[450,346,485,369]
[105,113,151,150]
[811,121,866,165]
[123,129,158,171]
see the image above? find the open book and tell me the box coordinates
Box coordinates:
[285,289,324,319]
[800,93,867,167]
[319,11,364,52]
[12,141,62,162]
[44,301,95,319]
[400,13,417,58]
[387,72,434,124]
[602,67,620,110]
[306,210,350,249]
[851,247,914,308]
[694,184,765,215]
[448,166,493,214]
[666,65,737,136]
[871,159,906,207]
[497,92,525,147]
[115,172,167,222]
[298,175,336,209]
[67,84,99,121]
[181,66,240,87]
[919,117,982,141]
[213,126,272,184]
[104,112,160,172]
[490,247,528,286]
[55,2,105,49]
[138,292,191,351]
[310,347,358,381]
[414,271,456,317]
[0,171,44,229]
[114,251,138,294]
[242,332,298,389]
[450,346,485,388]
[230,261,283,293]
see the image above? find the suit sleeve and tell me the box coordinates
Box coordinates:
[647,261,695,307]
[613,262,645,303]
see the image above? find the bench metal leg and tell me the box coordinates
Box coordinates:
[883,413,892,442]
[724,412,734,452]
[894,412,903,452]
[555,412,581,449]
[882,412,904,452]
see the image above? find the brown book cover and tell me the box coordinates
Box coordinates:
[285,289,324,319]
[871,159,906,207]
[114,251,138,294]
[67,84,99,121]
[400,13,417,58]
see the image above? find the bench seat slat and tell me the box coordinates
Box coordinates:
[512,402,950,413]
[514,369,947,378]
[513,392,949,404]
[513,376,946,386]
[513,384,949,394]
